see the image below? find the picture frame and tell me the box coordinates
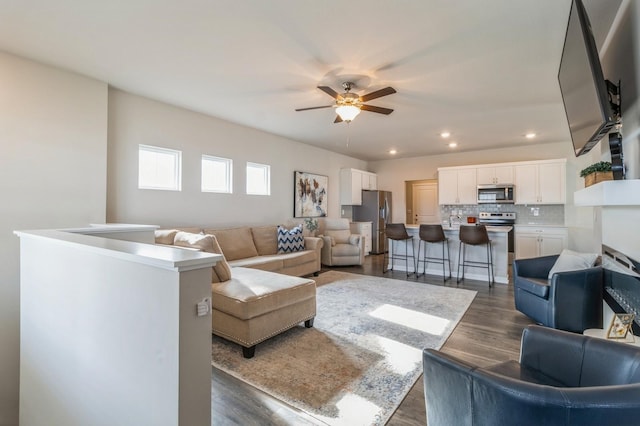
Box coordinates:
[294,171,327,218]
[606,313,635,340]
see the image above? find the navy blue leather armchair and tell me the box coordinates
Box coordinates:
[513,254,603,332]
[423,325,640,426]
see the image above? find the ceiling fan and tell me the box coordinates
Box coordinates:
[296,82,396,123]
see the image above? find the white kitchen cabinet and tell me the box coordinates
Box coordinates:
[476,165,514,185]
[514,160,566,204]
[350,221,372,255]
[340,168,378,205]
[438,167,477,205]
[361,172,377,190]
[515,226,568,259]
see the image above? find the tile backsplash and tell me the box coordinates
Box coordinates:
[440,204,564,225]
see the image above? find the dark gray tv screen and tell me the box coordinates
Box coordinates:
[558,0,615,156]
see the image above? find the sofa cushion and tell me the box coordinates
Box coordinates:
[211,267,316,320]
[251,225,278,256]
[325,229,350,244]
[516,277,550,299]
[548,249,599,280]
[280,250,317,268]
[174,232,232,282]
[228,256,284,272]
[277,225,305,253]
[204,227,259,261]
[155,229,178,245]
[176,227,202,234]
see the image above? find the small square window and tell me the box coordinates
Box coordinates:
[138,145,182,191]
[246,162,270,195]
[202,155,232,193]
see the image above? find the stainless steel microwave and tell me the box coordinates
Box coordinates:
[477,184,515,204]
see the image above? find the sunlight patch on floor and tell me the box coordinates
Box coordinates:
[373,335,422,375]
[313,392,383,425]
[369,304,450,335]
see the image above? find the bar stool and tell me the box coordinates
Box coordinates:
[417,224,451,283]
[383,223,416,277]
[457,225,494,287]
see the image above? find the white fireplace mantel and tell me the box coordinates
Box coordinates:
[574,179,640,206]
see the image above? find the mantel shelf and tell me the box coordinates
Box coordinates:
[574,179,640,206]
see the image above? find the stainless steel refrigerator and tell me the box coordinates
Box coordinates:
[352,190,392,254]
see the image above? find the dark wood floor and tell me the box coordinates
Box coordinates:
[211,255,534,425]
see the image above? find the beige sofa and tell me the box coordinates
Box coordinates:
[203,225,323,277]
[154,226,322,358]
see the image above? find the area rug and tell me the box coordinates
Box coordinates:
[211,271,476,425]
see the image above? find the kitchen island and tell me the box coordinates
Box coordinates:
[387,224,512,284]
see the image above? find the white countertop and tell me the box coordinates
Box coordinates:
[405,224,512,233]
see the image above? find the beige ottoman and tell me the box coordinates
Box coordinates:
[211,267,316,358]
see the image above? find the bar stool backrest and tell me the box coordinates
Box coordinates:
[386,223,411,240]
[419,224,446,243]
[459,225,490,245]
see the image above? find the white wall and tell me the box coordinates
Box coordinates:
[600,0,640,180]
[18,231,215,426]
[106,89,367,228]
[0,52,108,425]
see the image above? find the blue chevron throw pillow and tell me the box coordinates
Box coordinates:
[277,224,305,254]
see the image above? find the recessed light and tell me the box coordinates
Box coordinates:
[525,132,536,139]
[389,149,397,155]
[440,131,451,138]
[448,142,457,148]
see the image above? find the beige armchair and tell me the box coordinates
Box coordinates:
[318,218,365,266]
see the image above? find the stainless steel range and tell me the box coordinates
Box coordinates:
[478,212,516,226]
[478,212,516,259]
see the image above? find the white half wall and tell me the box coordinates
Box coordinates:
[0,52,108,425]
[107,89,367,228]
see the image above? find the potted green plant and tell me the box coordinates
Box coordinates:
[303,218,319,236]
[579,161,612,187]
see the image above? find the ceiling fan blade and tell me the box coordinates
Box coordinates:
[360,87,397,102]
[295,105,333,111]
[334,115,343,123]
[361,104,394,115]
[318,86,340,99]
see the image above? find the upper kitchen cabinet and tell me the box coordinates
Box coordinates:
[340,168,377,205]
[514,159,566,204]
[438,167,477,205]
[361,171,377,191]
[476,165,514,185]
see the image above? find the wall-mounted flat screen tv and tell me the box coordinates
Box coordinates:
[558,0,616,156]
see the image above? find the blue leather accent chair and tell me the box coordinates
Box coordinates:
[513,254,603,332]
[423,325,640,426]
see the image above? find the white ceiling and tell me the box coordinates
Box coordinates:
[0,0,622,161]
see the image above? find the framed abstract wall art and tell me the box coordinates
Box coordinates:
[294,171,327,218]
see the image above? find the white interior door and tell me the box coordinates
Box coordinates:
[413,182,439,224]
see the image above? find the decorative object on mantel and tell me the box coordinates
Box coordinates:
[580,161,613,187]
[606,313,635,341]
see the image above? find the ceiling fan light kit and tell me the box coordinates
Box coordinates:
[296,81,396,123]
[335,104,361,122]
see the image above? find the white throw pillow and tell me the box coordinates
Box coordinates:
[277,225,305,253]
[548,249,599,280]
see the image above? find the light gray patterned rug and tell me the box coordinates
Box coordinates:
[211,271,476,425]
